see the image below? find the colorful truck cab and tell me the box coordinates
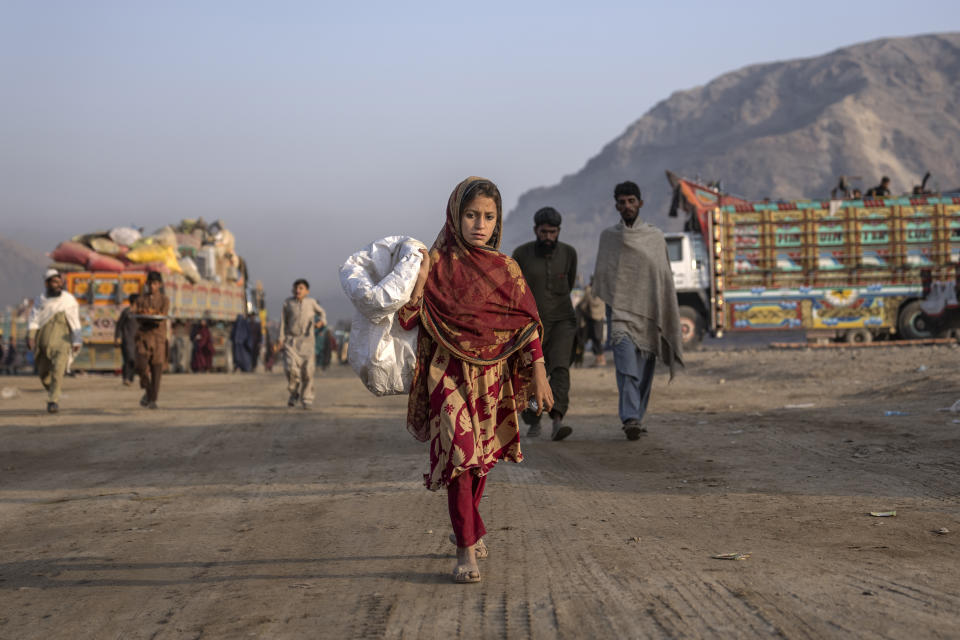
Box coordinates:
[665,171,960,346]
[65,271,247,370]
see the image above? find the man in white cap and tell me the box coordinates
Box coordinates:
[27,269,83,413]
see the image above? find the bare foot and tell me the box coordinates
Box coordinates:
[452,545,480,583]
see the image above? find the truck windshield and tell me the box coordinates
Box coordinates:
[666,237,683,262]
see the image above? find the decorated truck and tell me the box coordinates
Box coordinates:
[664,171,960,347]
[1,219,258,371]
[1,272,249,372]
[66,271,248,370]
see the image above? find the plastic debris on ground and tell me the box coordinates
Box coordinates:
[1,387,19,400]
[883,410,910,416]
[933,527,950,535]
[711,552,751,560]
[869,511,897,517]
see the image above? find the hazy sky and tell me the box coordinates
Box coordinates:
[2,0,957,319]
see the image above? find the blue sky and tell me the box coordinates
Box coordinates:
[1,0,956,318]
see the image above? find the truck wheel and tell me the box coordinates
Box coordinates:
[843,328,872,344]
[678,306,704,349]
[897,300,936,340]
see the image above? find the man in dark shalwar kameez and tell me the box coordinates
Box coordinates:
[114,294,139,386]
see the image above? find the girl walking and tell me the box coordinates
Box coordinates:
[399,177,553,583]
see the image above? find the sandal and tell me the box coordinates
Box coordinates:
[452,566,481,584]
[448,533,489,559]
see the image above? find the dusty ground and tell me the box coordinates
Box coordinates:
[1,343,959,639]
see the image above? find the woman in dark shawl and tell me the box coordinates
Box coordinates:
[230,314,252,372]
[398,176,553,584]
[190,318,214,373]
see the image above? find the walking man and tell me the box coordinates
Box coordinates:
[26,269,83,413]
[593,181,683,440]
[278,279,326,409]
[134,271,170,409]
[114,293,138,385]
[512,206,577,441]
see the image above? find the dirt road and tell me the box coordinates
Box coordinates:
[1,345,959,639]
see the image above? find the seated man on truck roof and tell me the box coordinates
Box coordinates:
[865,176,892,198]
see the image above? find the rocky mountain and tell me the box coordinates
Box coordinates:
[0,234,49,310]
[501,33,960,278]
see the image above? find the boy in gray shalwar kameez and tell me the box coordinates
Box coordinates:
[279,278,326,409]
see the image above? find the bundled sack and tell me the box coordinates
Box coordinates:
[148,226,178,249]
[178,256,202,283]
[50,241,94,266]
[109,226,141,247]
[86,252,126,272]
[71,231,110,246]
[89,237,123,256]
[48,261,86,273]
[175,232,202,257]
[339,235,427,396]
[195,245,218,280]
[125,244,182,273]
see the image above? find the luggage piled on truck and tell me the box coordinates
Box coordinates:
[48,218,247,286]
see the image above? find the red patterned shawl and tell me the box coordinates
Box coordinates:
[406,177,542,442]
[421,176,541,364]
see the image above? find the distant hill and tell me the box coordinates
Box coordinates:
[501,33,960,278]
[0,234,49,309]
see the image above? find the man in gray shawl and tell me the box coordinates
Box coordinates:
[592,181,683,440]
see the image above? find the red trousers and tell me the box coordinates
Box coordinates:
[447,472,487,548]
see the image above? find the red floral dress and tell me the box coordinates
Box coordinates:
[399,302,543,490]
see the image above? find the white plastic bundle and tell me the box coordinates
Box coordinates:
[108,226,141,247]
[339,235,427,396]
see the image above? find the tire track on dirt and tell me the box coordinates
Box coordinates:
[496,439,878,639]
[494,444,777,639]
[747,419,960,501]
[2,403,296,640]
[101,408,301,639]
[843,569,960,623]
